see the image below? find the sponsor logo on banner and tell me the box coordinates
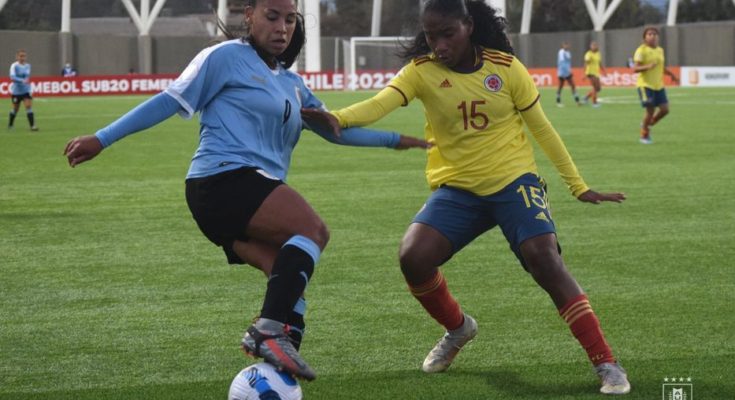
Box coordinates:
[681,67,735,87]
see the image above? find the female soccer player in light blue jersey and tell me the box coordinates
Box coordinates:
[8,49,38,131]
[63,0,428,381]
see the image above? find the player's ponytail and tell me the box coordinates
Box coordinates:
[400,0,513,61]
[215,0,305,69]
[465,0,513,54]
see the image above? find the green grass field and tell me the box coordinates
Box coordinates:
[1,87,734,399]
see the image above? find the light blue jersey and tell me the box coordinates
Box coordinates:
[557,49,572,78]
[9,62,32,95]
[166,39,328,180]
[95,38,400,181]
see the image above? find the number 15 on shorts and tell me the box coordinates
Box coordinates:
[517,184,550,213]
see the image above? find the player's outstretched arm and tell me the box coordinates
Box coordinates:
[64,135,103,167]
[577,190,626,204]
[63,93,181,168]
[302,108,430,150]
[393,135,432,150]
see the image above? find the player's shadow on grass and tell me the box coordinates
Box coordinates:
[466,368,595,398]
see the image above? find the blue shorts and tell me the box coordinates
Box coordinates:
[413,173,559,269]
[638,87,668,108]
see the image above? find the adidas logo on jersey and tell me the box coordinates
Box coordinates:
[439,79,452,88]
[535,211,549,222]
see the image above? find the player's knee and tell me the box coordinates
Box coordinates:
[398,243,417,270]
[307,219,330,250]
[398,241,429,275]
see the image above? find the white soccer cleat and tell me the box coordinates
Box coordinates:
[595,362,631,395]
[422,314,477,373]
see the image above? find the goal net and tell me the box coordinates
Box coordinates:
[342,36,412,91]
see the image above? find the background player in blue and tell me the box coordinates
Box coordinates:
[555,41,580,107]
[8,49,38,131]
[61,62,78,78]
[63,0,428,381]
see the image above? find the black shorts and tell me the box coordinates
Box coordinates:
[11,93,32,104]
[185,167,283,264]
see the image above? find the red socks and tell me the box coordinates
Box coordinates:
[559,294,615,365]
[408,271,463,331]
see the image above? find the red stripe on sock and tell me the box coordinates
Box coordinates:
[559,295,616,366]
[408,271,463,331]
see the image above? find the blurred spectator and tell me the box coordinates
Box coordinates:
[61,62,78,77]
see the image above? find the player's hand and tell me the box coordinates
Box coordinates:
[64,135,103,167]
[577,189,626,204]
[301,108,341,138]
[394,135,432,150]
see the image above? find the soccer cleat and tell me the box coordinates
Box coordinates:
[241,325,317,381]
[639,124,652,144]
[422,314,478,373]
[595,362,631,395]
[592,103,602,108]
[556,103,565,108]
[30,126,39,131]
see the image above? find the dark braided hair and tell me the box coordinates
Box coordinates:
[400,0,513,61]
[216,0,305,69]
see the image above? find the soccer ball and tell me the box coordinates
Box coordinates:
[228,362,302,400]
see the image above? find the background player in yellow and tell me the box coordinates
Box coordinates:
[583,41,605,107]
[633,27,678,144]
[304,0,630,395]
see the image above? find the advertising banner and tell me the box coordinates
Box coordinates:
[680,67,735,87]
[0,74,178,97]
[0,66,686,97]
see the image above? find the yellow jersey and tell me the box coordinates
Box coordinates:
[634,44,665,90]
[584,50,601,77]
[333,48,588,197]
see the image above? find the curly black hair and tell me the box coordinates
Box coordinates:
[216,0,305,69]
[400,0,513,61]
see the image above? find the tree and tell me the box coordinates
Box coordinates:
[0,1,62,31]
[320,0,419,37]
[530,0,592,32]
[677,0,735,22]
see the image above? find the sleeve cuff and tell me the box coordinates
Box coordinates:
[571,184,590,198]
[94,129,112,148]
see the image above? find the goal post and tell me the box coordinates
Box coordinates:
[346,36,411,91]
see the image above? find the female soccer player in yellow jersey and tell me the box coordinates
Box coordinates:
[633,27,678,144]
[303,0,630,395]
[583,41,605,107]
